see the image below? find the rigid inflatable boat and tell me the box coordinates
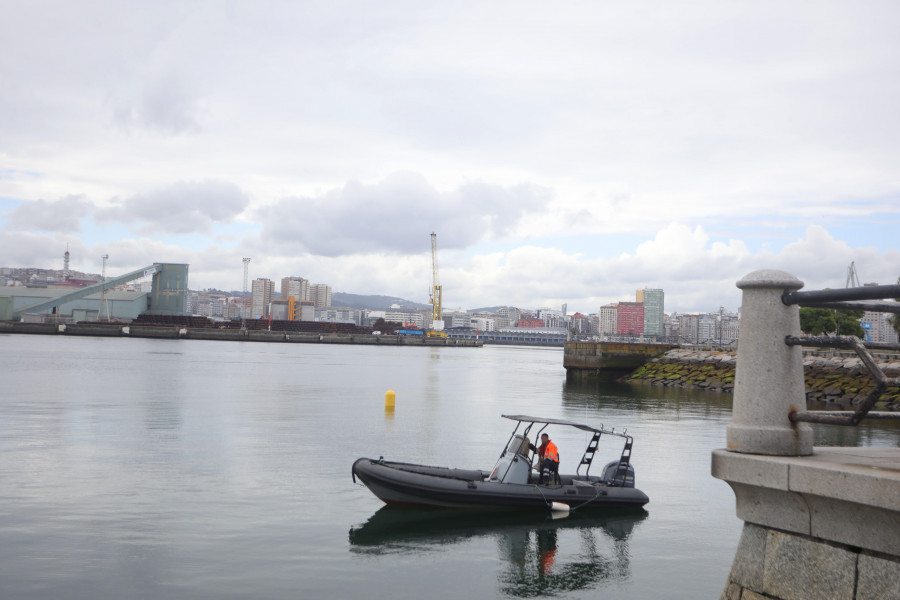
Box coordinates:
[352,415,649,511]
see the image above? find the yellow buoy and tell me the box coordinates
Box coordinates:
[385,390,396,411]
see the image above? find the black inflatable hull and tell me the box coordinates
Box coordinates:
[352,458,649,510]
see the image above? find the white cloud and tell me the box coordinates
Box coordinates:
[95,180,250,235]
[1,1,898,314]
[255,173,551,256]
[4,196,91,233]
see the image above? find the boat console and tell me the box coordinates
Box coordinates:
[488,434,532,484]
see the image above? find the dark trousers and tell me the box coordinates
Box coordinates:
[540,458,559,484]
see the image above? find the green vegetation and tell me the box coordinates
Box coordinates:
[835,309,865,338]
[799,307,865,338]
[799,307,836,335]
[626,356,899,407]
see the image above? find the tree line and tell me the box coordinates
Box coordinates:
[799,280,900,338]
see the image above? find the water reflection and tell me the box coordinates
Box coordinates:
[562,378,733,419]
[563,378,900,448]
[349,507,646,597]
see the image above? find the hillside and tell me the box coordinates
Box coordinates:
[332,292,431,311]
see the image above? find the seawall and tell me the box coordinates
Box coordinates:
[563,341,677,378]
[625,347,900,407]
[0,321,483,347]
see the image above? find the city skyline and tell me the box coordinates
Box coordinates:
[0,258,894,319]
[1,2,898,315]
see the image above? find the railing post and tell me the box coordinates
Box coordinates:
[727,270,812,455]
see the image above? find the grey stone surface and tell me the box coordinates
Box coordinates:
[714,447,900,550]
[719,582,742,600]
[857,553,900,600]
[728,270,812,456]
[712,449,791,490]
[763,530,856,600]
[806,494,900,556]
[730,482,811,535]
[788,447,900,512]
[726,523,767,591]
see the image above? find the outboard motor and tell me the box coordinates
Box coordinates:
[600,460,636,488]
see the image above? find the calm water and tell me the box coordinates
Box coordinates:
[1,335,897,599]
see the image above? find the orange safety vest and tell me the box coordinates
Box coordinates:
[542,440,559,463]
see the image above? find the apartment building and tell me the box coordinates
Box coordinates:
[251,278,274,318]
[638,288,665,339]
[616,302,644,336]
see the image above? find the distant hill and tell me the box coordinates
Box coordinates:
[332,292,431,311]
[468,306,505,314]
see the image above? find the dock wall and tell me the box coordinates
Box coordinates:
[714,448,900,600]
[0,321,482,347]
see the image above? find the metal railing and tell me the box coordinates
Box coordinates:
[781,284,900,426]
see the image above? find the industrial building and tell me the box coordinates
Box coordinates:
[0,263,189,322]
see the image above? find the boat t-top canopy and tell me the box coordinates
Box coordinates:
[501,414,630,440]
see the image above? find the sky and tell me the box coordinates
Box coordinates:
[1,1,898,314]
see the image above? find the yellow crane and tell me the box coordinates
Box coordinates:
[428,232,447,337]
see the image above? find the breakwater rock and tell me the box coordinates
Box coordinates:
[625,348,900,408]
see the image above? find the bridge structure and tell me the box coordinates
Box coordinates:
[713,270,900,600]
[11,263,189,319]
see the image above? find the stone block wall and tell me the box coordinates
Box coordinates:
[721,523,900,600]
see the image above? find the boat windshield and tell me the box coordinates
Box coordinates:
[506,434,530,456]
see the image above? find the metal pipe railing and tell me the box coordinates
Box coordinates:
[782,284,900,307]
[785,335,900,426]
[779,284,900,427]
[795,300,900,313]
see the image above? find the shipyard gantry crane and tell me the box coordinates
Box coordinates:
[428,232,446,337]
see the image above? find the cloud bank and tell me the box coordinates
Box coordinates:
[1,1,898,313]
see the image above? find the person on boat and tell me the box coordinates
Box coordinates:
[530,433,560,484]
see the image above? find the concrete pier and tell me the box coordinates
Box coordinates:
[563,341,676,378]
[713,270,900,599]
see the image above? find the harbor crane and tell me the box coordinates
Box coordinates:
[428,232,446,337]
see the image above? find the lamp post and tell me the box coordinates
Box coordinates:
[101,254,110,321]
[242,258,250,330]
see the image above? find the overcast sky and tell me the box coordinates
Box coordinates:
[2,1,898,314]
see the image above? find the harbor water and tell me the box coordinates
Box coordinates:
[1,335,897,599]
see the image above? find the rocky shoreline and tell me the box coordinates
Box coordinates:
[625,347,900,409]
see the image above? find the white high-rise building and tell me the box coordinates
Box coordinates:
[638,288,664,339]
[599,303,618,336]
[384,309,426,328]
[537,308,563,329]
[496,307,520,329]
[309,284,332,308]
[251,278,274,318]
[281,276,309,302]
[863,311,900,344]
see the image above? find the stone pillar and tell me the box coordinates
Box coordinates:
[727,269,812,456]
